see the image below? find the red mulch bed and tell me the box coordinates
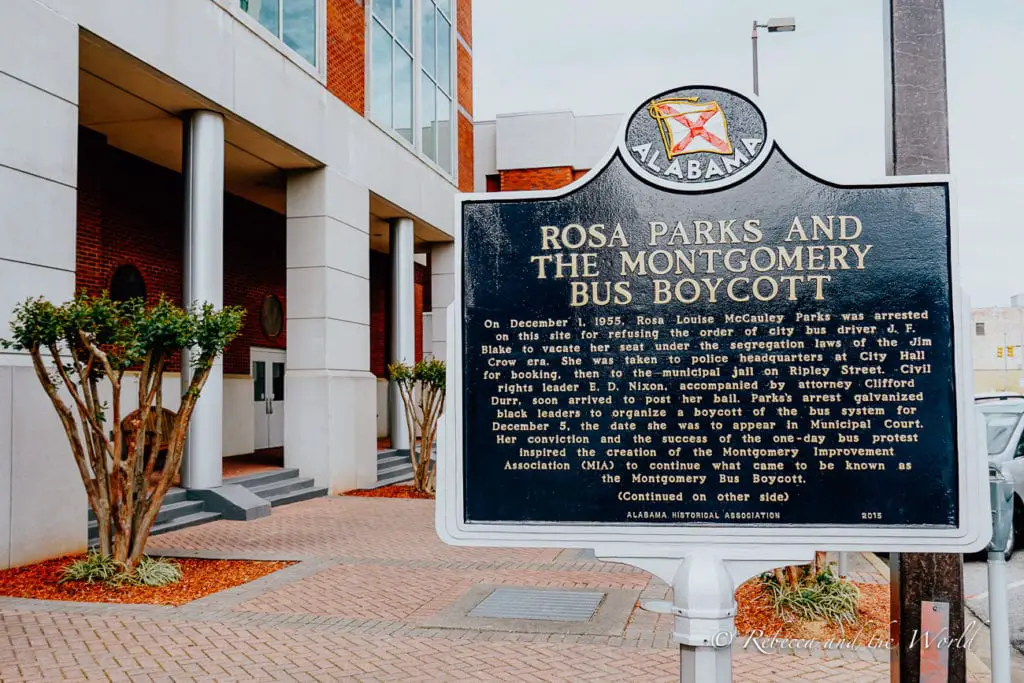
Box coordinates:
[0,555,293,606]
[735,577,890,646]
[343,484,433,500]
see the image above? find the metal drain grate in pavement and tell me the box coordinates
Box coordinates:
[468,588,604,622]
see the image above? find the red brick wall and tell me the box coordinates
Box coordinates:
[457,0,472,47]
[458,114,474,193]
[326,0,365,115]
[223,196,288,374]
[457,44,473,119]
[499,167,575,192]
[455,0,474,193]
[75,129,286,376]
[369,251,427,377]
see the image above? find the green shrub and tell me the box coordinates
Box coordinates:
[60,551,123,584]
[60,552,183,587]
[118,556,183,587]
[761,565,860,625]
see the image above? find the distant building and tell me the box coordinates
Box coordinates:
[973,301,1024,393]
[475,111,621,192]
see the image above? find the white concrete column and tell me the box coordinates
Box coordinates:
[389,218,416,452]
[285,168,376,492]
[430,242,456,365]
[180,110,225,490]
[0,0,83,568]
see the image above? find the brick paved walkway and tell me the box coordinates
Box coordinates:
[0,497,989,681]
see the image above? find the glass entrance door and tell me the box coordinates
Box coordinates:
[251,348,286,449]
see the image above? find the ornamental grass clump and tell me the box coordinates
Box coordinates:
[60,552,183,587]
[387,359,446,494]
[3,292,243,575]
[761,561,861,626]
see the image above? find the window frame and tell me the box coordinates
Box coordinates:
[223,0,327,81]
[370,0,416,144]
[366,0,459,185]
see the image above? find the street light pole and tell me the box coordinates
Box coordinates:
[750,17,796,97]
[751,21,760,95]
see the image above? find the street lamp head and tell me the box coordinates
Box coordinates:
[765,16,796,32]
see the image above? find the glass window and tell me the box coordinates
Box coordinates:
[370,0,455,175]
[372,0,392,29]
[985,411,1023,455]
[394,0,412,49]
[421,73,436,159]
[437,14,451,91]
[272,362,285,401]
[420,0,454,169]
[976,322,986,336]
[423,9,436,78]
[371,21,393,125]
[283,0,317,65]
[436,91,452,172]
[395,49,413,143]
[253,361,266,401]
[241,0,317,67]
[243,0,280,35]
[371,0,414,143]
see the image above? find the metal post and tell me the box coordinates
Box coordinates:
[181,110,224,490]
[989,467,1014,683]
[883,2,965,679]
[838,551,848,578]
[673,555,735,682]
[389,217,416,453]
[988,549,1011,683]
[751,21,760,96]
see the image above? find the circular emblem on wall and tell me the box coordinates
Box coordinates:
[109,264,147,302]
[260,294,283,340]
[620,85,771,192]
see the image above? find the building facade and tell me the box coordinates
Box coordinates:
[0,0,473,567]
[973,301,1024,393]
[474,110,620,192]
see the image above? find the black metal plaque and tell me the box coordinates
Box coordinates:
[461,85,957,527]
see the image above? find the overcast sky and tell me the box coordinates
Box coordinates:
[473,0,1024,307]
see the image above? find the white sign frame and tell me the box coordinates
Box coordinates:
[436,87,990,557]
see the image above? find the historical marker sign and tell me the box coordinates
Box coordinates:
[438,85,989,554]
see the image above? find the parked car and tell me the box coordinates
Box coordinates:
[976,391,1024,403]
[977,395,1024,559]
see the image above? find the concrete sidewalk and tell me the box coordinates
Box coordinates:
[0,497,991,681]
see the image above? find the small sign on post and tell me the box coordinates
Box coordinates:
[437,84,990,681]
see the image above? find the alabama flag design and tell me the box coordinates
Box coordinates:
[648,98,733,159]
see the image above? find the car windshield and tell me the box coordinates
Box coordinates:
[985,412,1023,455]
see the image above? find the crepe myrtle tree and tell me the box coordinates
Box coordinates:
[2,292,243,570]
[387,359,446,493]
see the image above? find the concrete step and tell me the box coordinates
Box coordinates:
[155,499,206,524]
[378,461,414,479]
[249,477,318,498]
[262,486,328,507]
[377,453,409,470]
[150,510,222,535]
[372,471,414,488]
[88,499,208,539]
[87,487,189,522]
[163,488,188,505]
[224,468,300,488]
